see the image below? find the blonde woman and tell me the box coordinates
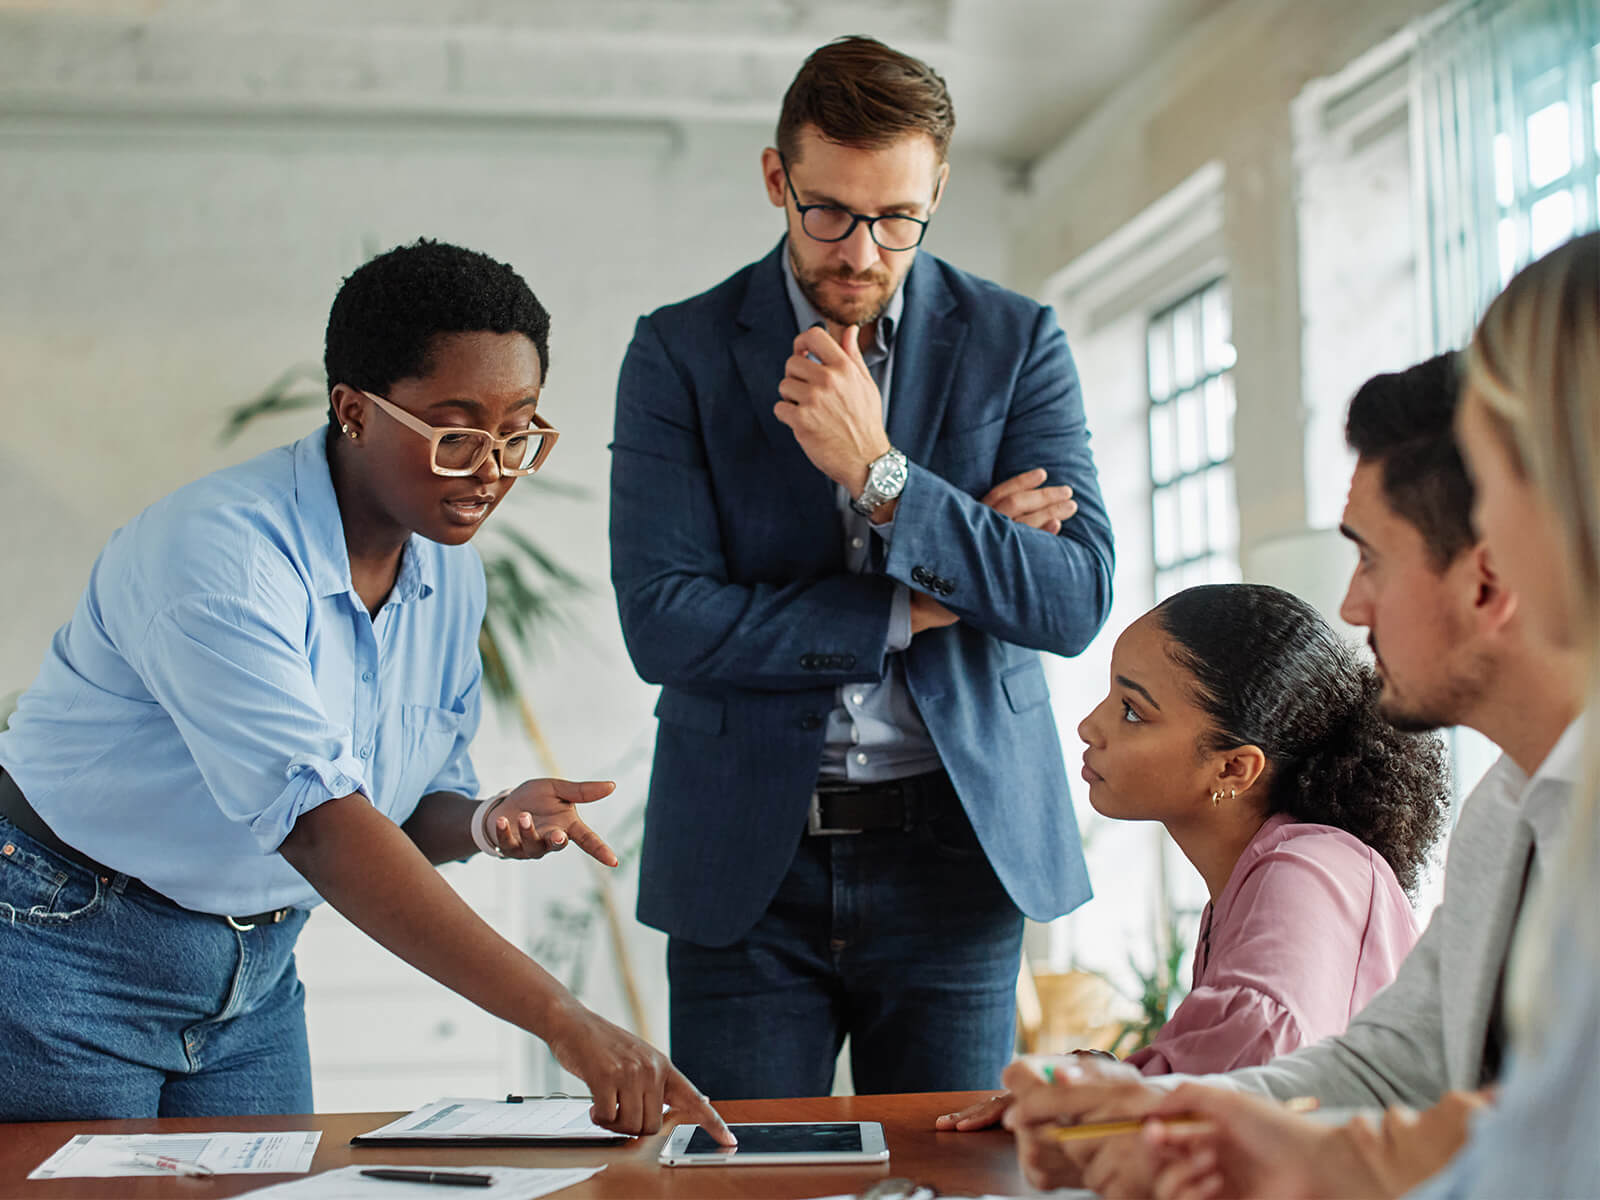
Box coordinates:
[1143,231,1600,1199]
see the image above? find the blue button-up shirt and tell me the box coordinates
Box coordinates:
[0,430,484,915]
[779,245,942,782]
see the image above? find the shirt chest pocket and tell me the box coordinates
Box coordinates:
[383,704,466,810]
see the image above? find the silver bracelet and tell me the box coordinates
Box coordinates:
[470,788,514,858]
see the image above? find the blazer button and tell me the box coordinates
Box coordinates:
[799,654,815,669]
[911,566,929,585]
[938,579,954,595]
[798,714,823,731]
[843,654,857,668]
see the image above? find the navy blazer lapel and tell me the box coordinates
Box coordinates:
[734,245,805,456]
[888,255,967,467]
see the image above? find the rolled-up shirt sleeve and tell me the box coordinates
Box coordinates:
[132,589,371,853]
[1127,983,1306,1075]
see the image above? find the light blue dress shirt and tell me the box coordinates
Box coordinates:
[779,244,942,783]
[0,429,484,916]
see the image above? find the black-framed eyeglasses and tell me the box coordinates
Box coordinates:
[780,154,937,252]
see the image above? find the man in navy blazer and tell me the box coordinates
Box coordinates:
[609,36,1114,1099]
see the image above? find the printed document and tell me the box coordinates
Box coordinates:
[235,1163,604,1199]
[29,1130,321,1178]
[354,1097,627,1143]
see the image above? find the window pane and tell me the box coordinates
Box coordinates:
[1176,390,1205,475]
[1526,101,1572,190]
[1172,301,1199,391]
[1155,567,1180,603]
[1147,317,1173,403]
[1593,76,1599,154]
[1149,403,1175,485]
[1205,466,1237,552]
[1499,216,1520,286]
[1179,474,1207,560]
[1153,486,1179,569]
[1493,132,1515,208]
[1204,374,1235,463]
[1201,283,1234,374]
[1208,555,1242,586]
[1530,190,1575,257]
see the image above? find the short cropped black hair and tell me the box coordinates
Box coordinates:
[323,239,550,426]
[1344,353,1474,569]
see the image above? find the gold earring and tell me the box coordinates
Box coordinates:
[1210,789,1222,808]
[343,425,357,441]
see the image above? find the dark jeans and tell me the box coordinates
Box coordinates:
[667,798,1024,1100]
[0,815,312,1121]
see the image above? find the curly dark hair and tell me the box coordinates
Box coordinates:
[1156,583,1450,895]
[322,238,551,428]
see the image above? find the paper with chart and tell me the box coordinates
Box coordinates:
[29,1130,320,1178]
[353,1097,628,1143]
[234,1163,604,1200]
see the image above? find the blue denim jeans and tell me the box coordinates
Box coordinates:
[667,798,1024,1100]
[0,815,312,1121]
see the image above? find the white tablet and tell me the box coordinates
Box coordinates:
[658,1120,889,1166]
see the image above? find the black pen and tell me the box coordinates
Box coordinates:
[359,1168,493,1188]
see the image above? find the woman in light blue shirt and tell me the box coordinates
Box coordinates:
[0,239,730,1142]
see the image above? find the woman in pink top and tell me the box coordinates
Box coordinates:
[940,583,1448,1126]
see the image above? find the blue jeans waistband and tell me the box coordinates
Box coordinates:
[0,769,292,929]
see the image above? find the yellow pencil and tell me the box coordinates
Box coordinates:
[1045,1095,1318,1143]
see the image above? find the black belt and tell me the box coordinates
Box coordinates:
[0,769,291,930]
[807,769,954,835]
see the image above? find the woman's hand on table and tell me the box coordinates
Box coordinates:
[935,1050,1123,1131]
[543,999,736,1146]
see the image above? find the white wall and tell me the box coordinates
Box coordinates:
[1011,0,1446,562]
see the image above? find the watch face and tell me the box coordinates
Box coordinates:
[872,452,908,495]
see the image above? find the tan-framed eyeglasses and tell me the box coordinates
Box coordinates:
[361,390,559,477]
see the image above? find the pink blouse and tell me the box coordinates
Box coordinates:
[1125,813,1421,1076]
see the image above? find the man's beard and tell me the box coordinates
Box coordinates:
[1371,634,1494,733]
[790,246,894,328]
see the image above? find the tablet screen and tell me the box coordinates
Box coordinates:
[683,1122,864,1155]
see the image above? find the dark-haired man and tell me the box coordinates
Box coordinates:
[998,353,1584,1194]
[609,36,1114,1098]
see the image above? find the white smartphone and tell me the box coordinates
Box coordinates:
[657,1120,889,1166]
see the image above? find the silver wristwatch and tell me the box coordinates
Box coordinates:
[851,447,909,516]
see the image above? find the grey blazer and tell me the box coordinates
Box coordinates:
[1221,740,1576,1108]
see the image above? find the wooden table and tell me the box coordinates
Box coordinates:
[1,1092,1028,1198]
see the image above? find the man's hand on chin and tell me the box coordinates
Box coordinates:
[775,324,888,491]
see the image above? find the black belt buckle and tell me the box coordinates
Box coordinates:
[807,788,865,836]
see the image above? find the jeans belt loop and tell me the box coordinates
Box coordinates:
[226,908,291,932]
